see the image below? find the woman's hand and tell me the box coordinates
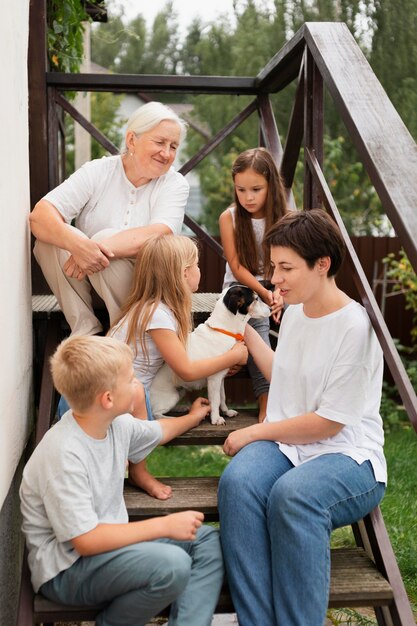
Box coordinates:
[223,425,257,457]
[64,239,114,279]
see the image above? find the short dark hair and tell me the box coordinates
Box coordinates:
[264,209,346,277]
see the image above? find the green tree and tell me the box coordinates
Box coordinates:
[370,0,417,140]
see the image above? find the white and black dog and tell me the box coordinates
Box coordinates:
[150,285,271,425]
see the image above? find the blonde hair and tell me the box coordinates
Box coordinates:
[50,335,133,412]
[111,234,198,360]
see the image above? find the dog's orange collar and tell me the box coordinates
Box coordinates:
[209,327,244,342]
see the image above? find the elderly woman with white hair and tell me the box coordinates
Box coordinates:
[30,101,189,336]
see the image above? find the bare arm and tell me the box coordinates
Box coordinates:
[96,223,172,258]
[219,209,273,305]
[71,510,204,556]
[223,413,344,457]
[244,324,274,381]
[150,329,248,382]
[30,200,113,277]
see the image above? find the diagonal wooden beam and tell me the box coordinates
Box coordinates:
[306,147,417,431]
[55,92,119,155]
[281,56,305,191]
[256,94,283,164]
[257,94,296,208]
[179,100,258,176]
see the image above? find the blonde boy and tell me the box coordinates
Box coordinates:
[20,335,223,626]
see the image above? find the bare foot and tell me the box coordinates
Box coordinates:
[130,471,173,500]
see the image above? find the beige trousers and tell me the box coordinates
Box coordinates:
[33,228,135,336]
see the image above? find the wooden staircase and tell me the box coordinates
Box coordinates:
[16,297,416,625]
[19,406,414,625]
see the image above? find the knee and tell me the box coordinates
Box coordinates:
[268,474,321,525]
[160,549,192,596]
[91,228,120,242]
[194,526,223,571]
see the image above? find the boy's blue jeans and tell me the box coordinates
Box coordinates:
[40,526,223,626]
[218,441,385,626]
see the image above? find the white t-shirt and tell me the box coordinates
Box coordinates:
[43,155,189,237]
[20,411,163,592]
[266,301,387,483]
[112,302,178,389]
[223,205,266,288]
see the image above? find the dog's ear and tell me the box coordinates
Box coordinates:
[223,286,249,314]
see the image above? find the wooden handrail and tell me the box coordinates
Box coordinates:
[306,148,417,432]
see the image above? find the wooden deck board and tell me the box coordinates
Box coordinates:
[33,546,392,620]
[168,410,257,445]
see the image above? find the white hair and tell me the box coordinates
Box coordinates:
[123,101,188,152]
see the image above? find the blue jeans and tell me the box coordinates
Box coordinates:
[40,526,223,626]
[247,316,270,398]
[218,442,385,626]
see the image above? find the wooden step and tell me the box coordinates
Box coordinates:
[125,477,220,522]
[168,409,257,445]
[33,546,393,622]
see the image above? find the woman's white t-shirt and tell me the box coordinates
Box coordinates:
[112,303,177,389]
[266,301,387,483]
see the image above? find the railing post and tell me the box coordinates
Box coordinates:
[304,48,324,210]
[28,0,49,206]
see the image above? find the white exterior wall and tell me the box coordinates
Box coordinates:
[0,3,31,505]
[0,3,31,622]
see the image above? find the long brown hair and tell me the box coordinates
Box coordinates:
[110,235,198,361]
[232,147,287,277]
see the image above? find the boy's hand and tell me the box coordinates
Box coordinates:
[230,341,248,365]
[189,397,211,423]
[164,510,204,541]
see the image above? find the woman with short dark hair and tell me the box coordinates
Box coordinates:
[219,209,386,626]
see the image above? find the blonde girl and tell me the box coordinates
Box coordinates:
[219,147,287,421]
[110,234,248,499]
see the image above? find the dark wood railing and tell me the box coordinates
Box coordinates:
[28,13,417,432]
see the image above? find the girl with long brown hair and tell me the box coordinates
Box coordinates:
[219,147,287,421]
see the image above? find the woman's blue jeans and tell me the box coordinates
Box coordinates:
[40,526,223,626]
[218,441,385,626]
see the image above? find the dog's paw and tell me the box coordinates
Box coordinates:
[224,409,238,418]
[211,415,226,426]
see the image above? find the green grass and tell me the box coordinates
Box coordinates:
[147,426,417,620]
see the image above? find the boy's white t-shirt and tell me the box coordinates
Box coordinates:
[266,301,387,484]
[112,302,178,389]
[20,411,163,592]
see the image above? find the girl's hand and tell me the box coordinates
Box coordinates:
[271,291,284,323]
[189,397,211,422]
[226,363,242,377]
[164,511,204,541]
[230,341,248,365]
[223,426,256,456]
[261,287,274,307]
